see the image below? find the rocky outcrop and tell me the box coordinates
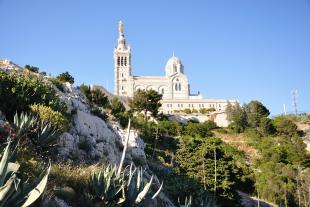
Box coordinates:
[56,82,147,167]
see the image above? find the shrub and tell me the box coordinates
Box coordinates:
[0,141,51,207]
[49,77,65,92]
[199,108,207,114]
[91,107,108,121]
[25,64,39,73]
[183,108,192,114]
[57,71,74,84]
[191,109,198,113]
[0,70,66,120]
[90,88,110,108]
[273,116,298,136]
[30,104,69,132]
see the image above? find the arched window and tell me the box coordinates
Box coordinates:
[117,57,120,66]
[174,65,177,73]
[161,88,164,94]
[124,57,127,66]
[120,57,123,66]
[175,83,178,91]
[178,83,181,91]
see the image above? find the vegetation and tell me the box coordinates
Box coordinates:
[57,71,74,84]
[129,89,162,119]
[0,70,66,120]
[25,64,40,73]
[30,104,69,132]
[1,66,309,206]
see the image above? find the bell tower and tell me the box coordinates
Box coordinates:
[114,20,131,96]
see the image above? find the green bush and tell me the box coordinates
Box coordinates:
[57,71,74,84]
[273,116,298,136]
[0,70,66,120]
[183,108,192,114]
[30,104,69,132]
[25,64,39,73]
[49,77,65,92]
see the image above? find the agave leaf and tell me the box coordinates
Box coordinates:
[135,176,153,204]
[20,163,51,207]
[151,181,163,199]
[0,142,11,186]
[0,176,15,201]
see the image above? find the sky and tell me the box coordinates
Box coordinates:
[0,0,309,115]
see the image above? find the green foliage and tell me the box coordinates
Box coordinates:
[244,100,270,128]
[80,84,110,108]
[226,102,247,132]
[183,108,192,114]
[206,107,216,112]
[273,116,298,136]
[56,71,74,84]
[88,163,162,206]
[30,104,69,132]
[258,117,275,136]
[199,108,207,114]
[129,89,162,119]
[90,88,110,108]
[24,64,39,73]
[0,70,66,121]
[0,141,50,207]
[110,97,125,116]
[182,121,215,138]
[49,77,65,92]
[79,84,91,99]
[13,112,61,149]
[176,136,246,205]
[191,109,198,113]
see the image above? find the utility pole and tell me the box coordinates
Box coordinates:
[291,90,298,115]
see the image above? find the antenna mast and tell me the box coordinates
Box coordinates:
[291,90,298,115]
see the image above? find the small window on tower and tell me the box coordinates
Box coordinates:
[161,88,164,94]
[117,57,120,66]
[124,57,127,66]
[178,83,181,91]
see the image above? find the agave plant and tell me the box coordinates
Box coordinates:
[0,141,51,207]
[88,165,123,206]
[178,196,192,207]
[118,163,163,206]
[13,112,59,147]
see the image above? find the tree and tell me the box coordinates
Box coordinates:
[25,64,39,73]
[129,89,162,119]
[245,100,270,128]
[110,97,125,116]
[258,117,275,136]
[90,88,110,108]
[57,71,74,84]
[226,103,247,132]
[176,136,243,205]
[273,116,298,137]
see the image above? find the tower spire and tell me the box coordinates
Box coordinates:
[119,20,124,35]
[117,20,127,50]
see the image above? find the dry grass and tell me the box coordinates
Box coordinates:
[213,131,257,162]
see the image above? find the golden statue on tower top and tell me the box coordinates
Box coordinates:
[119,20,123,34]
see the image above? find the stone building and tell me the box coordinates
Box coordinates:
[113,21,237,125]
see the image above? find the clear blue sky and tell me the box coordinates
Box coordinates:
[0,0,309,115]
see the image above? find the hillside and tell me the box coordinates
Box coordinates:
[0,59,309,207]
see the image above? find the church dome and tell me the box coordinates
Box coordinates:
[165,54,184,76]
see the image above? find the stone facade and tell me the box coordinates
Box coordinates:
[113,21,238,126]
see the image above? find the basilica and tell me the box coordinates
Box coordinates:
[114,21,237,122]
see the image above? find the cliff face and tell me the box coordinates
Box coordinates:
[56,82,147,166]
